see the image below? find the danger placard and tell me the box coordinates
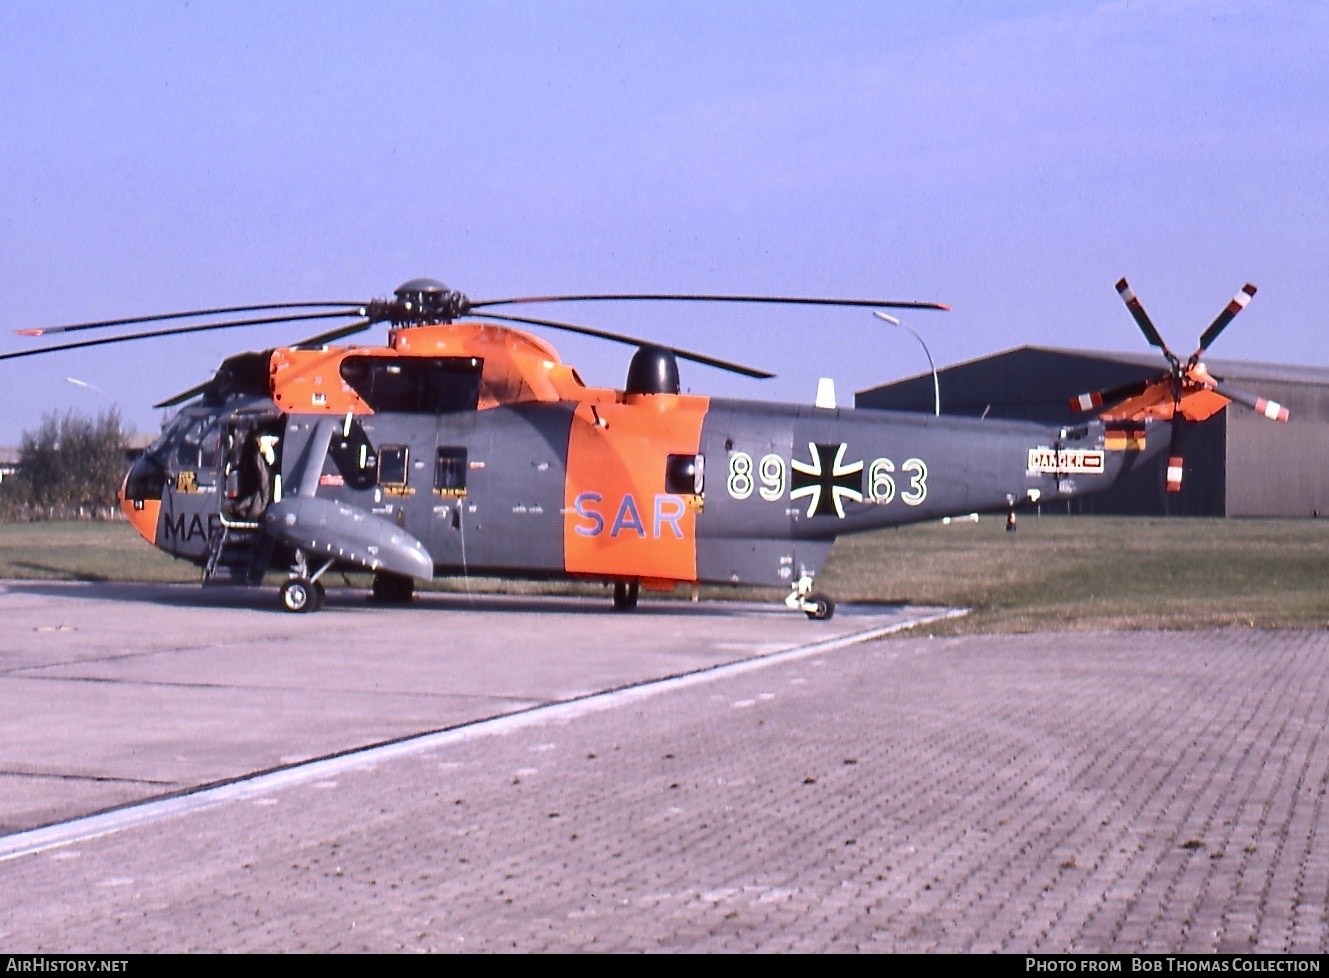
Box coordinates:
[1027,448,1106,475]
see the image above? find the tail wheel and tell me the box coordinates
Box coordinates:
[804,592,835,621]
[280,577,323,614]
[613,580,640,611]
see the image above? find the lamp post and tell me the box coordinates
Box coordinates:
[65,377,115,407]
[873,312,940,416]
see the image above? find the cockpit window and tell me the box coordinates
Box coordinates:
[147,412,191,460]
[156,412,220,470]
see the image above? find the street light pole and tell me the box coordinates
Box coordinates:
[873,312,940,416]
[65,377,115,407]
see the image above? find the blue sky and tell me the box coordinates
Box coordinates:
[1,0,1325,443]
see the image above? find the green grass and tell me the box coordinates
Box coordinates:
[2,516,1327,635]
[0,521,197,583]
[817,515,1329,634]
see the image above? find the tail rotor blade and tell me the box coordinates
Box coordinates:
[1212,380,1290,422]
[1166,420,1186,493]
[1115,278,1177,363]
[1195,283,1257,358]
[1069,376,1156,413]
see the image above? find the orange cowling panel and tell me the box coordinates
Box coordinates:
[267,322,589,414]
[269,347,374,415]
[393,322,567,407]
[564,394,709,583]
[1101,383,1230,423]
[120,495,161,546]
[1174,388,1230,422]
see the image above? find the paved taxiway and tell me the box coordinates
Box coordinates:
[1,580,1326,952]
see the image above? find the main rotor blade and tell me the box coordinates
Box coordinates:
[471,293,951,313]
[1115,278,1176,363]
[0,309,356,362]
[471,312,775,379]
[1195,283,1256,358]
[14,301,366,337]
[1068,376,1157,413]
[292,318,376,348]
[154,380,214,409]
[1211,380,1289,422]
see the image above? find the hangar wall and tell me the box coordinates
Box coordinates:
[856,346,1329,518]
[1226,382,1329,518]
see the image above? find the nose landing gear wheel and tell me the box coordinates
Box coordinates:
[803,592,835,621]
[281,577,323,613]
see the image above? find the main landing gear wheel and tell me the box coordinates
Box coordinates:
[804,592,836,621]
[280,577,324,614]
[613,580,640,611]
[371,572,415,604]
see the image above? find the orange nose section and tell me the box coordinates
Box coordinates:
[119,473,160,545]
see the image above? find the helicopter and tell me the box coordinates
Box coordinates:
[3,277,1281,618]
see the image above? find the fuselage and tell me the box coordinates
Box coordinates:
[120,389,1133,590]
[118,320,1148,592]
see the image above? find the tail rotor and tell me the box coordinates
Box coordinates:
[1069,279,1288,493]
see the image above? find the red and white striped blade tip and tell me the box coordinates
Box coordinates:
[1166,456,1184,493]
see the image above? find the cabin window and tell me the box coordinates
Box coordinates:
[327,419,378,490]
[378,445,410,488]
[435,447,468,496]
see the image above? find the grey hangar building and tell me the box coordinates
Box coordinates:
[855,346,1329,518]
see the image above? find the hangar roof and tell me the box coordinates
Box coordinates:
[860,345,1329,396]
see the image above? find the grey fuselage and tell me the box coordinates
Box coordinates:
[125,394,1146,590]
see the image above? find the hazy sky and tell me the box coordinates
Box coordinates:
[1,0,1325,443]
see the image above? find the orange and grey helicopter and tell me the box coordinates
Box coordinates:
[3,277,1285,617]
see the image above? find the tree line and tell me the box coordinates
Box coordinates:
[0,409,129,521]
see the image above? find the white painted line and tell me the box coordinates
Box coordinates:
[0,606,965,863]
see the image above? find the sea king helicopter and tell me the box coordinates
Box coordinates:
[4,277,1287,617]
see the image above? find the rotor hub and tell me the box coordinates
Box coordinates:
[390,278,470,325]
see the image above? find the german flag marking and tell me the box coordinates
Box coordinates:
[1105,429,1146,451]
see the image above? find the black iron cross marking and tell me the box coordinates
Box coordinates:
[790,442,863,518]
